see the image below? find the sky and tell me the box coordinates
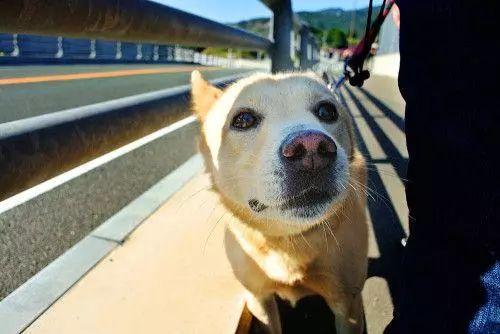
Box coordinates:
[153,0,383,23]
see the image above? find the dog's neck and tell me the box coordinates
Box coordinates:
[222,194,349,259]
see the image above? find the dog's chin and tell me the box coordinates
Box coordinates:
[279,188,334,219]
[246,186,347,235]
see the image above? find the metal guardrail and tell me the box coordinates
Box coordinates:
[0,33,181,63]
[0,0,319,70]
[0,33,271,68]
[262,0,319,71]
[265,0,294,71]
[0,0,319,199]
[0,0,271,51]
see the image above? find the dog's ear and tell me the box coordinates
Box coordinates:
[191,70,222,122]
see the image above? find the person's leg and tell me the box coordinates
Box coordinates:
[387,1,500,333]
[468,261,500,333]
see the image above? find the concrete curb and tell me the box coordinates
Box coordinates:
[92,154,203,243]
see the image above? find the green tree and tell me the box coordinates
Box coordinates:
[325,28,348,48]
[309,26,325,46]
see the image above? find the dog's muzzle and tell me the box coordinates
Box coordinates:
[280,130,337,172]
[247,130,340,217]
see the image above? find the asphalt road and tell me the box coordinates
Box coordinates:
[0,64,250,123]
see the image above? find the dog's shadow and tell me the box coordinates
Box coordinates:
[249,295,367,334]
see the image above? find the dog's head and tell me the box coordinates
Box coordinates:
[191,71,357,236]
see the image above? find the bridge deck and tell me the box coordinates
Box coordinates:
[24,75,408,333]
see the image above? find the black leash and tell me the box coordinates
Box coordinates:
[335,0,395,90]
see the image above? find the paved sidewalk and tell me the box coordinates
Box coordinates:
[24,75,408,333]
[26,173,248,334]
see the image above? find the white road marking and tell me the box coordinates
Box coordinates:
[0,116,196,215]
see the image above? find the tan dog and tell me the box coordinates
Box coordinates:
[191,71,368,334]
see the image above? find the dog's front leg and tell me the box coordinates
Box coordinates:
[326,293,364,334]
[245,291,281,334]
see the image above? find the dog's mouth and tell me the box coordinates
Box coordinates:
[248,188,333,218]
[280,188,331,210]
[280,188,332,218]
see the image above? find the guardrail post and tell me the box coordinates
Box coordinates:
[11,33,19,57]
[55,36,63,58]
[299,25,309,70]
[136,44,142,60]
[269,0,293,72]
[89,39,96,59]
[116,41,122,60]
[154,45,160,61]
[312,40,319,64]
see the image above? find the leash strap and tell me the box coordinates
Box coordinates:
[338,0,395,89]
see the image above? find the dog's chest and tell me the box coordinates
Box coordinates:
[236,232,320,286]
[259,248,307,284]
[259,250,320,305]
[230,226,320,289]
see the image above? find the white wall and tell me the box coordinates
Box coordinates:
[372,53,400,78]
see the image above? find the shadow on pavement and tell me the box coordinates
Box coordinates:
[358,87,405,133]
[339,86,407,311]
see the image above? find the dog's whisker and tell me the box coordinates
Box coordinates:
[338,209,355,227]
[299,232,313,249]
[204,202,221,227]
[175,185,212,213]
[287,235,298,254]
[349,178,388,204]
[320,221,329,253]
[203,210,228,254]
[197,196,213,210]
[357,180,393,209]
[323,219,342,253]
[348,180,375,202]
[363,164,407,181]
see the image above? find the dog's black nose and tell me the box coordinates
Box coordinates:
[280,130,337,171]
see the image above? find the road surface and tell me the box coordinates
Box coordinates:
[0,64,251,123]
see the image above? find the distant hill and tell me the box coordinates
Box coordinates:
[231,6,380,39]
[234,18,270,39]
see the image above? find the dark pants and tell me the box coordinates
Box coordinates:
[387,1,500,333]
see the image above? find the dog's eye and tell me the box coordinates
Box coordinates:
[314,102,338,123]
[231,110,259,130]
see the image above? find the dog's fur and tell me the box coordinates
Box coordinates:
[191,71,368,334]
